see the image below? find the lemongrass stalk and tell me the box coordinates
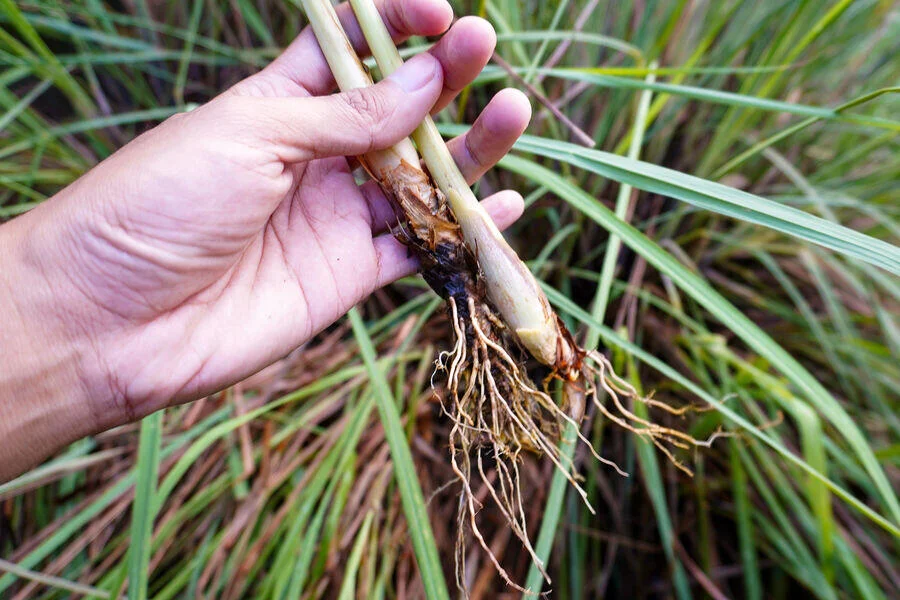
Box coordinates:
[348,0,569,369]
[300,0,420,171]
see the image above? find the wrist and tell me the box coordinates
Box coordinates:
[0,207,103,481]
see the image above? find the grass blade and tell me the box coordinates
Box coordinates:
[348,308,450,600]
[0,558,109,598]
[337,511,375,600]
[525,67,656,593]
[624,352,693,600]
[510,135,899,275]
[542,284,898,538]
[127,410,163,600]
[730,441,762,600]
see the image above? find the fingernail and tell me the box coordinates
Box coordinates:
[388,54,439,93]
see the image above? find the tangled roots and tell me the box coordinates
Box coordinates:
[373,160,723,592]
[438,296,573,591]
[434,299,726,593]
[583,351,728,477]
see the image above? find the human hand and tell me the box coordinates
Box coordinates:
[0,0,531,479]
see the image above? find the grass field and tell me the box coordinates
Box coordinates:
[1,0,898,597]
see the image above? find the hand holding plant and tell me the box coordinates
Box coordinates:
[0,0,532,482]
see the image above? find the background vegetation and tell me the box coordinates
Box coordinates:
[1,0,898,597]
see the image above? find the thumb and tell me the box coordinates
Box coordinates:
[243,54,443,162]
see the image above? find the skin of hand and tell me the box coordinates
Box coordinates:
[0,0,532,482]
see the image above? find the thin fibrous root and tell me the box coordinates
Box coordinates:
[442,297,567,593]
[438,297,730,590]
[583,351,730,477]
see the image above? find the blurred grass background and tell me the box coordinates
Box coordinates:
[1,0,898,597]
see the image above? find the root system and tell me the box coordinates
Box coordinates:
[370,159,716,592]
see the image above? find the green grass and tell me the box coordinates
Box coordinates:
[127,410,164,600]
[1,0,898,597]
[348,308,449,600]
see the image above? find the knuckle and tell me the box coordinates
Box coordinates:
[343,88,387,120]
[464,132,486,170]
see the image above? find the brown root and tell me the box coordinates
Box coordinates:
[372,162,561,591]
[372,159,721,593]
[440,295,569,593]
[582,351,729,477]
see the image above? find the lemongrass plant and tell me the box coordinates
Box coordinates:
[300,0,710,590]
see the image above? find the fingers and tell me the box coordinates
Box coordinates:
[338,0,453,59]
[238,54,443,163]
[359,88,531,233]
[444,88,531,181]
[264,0,453,96]
[428,16,496,112]
[371,190,525,288]
[478,189,526,231]
[251,0,495,111]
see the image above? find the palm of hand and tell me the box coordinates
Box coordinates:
[78,121,401,409]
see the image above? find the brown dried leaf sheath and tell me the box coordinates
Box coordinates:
[376,160,569,425]
[381,162,480,309]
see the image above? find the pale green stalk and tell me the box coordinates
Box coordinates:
[299,0,419,170]
[587,60,657,348]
